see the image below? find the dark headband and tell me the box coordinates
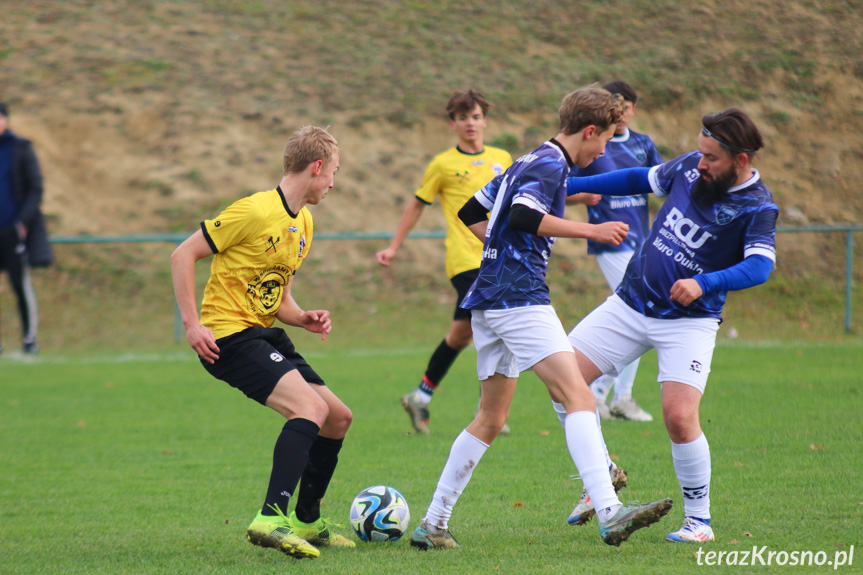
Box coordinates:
[701,127,756,154]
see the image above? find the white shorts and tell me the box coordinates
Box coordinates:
[472,306,574,380]
[595,250,635,291]
[568,294,720,393]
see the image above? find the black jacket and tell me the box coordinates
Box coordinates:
[1,131,53,268]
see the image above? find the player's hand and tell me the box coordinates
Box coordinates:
[300,309,332,341]
[592,221,629,246]
[376,247,397,266]
[186,323,220,364]
[669,278,703,306]
[571,192,602,206]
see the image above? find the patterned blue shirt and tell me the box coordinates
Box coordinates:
[617,151,779,319]
[461,140,572,310]
[570,128,663,255]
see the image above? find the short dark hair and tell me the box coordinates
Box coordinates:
[447,89,491,120]
[0,102,8,117]
[701,108,764,157]
[602,81,638,104]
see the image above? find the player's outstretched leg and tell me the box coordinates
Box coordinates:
[568,462,628,525]
[598,498,674,547]
[247,505,321,559]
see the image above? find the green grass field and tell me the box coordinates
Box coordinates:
[2,341,861,574]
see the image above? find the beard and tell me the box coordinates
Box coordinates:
[691,167,737,207]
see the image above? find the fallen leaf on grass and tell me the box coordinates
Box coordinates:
[809,444,824,450]
[743,532,753,537]
[539,430,550,436]
[514,502,523,508]
[77,420,86,427]
[734,461,744,466]
[729,539,739,544]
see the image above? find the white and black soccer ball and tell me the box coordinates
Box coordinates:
[349,485,410,542]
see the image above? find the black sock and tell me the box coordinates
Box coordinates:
[421,339,462,393]
[294,436,345,523]
[261,418,320,517]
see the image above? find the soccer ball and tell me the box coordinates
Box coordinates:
[349,485,410,542]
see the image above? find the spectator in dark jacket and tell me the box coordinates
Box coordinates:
[0,102,52,354]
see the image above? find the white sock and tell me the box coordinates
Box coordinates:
[612,358,641,400]
[413,388,433,405]
[424,430,489,531]
[590,377,612,403]
[564,412,620,512]
[552,400,567,427]
[552,400,612,468]
[671,433,711,520]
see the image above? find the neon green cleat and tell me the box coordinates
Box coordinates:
[598,498,673,547]
[247,505,320,559]
[287,511,356,548]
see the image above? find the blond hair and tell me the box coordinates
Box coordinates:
[283,126,339,175]
[558,87,623,136]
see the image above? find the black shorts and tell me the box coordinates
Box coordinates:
[201,326,324,405]
[451,268,479,321]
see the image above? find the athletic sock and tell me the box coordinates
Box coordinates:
[552,401,612,467]
[590,376,613,404]
[261,418,320,517]
[294,435,344,523]
[413,378,434,405]
[421,339,462,394]
[424,430,489,530]
[671,433,711,520]
[612,358,641,401]
[564,411,620,512]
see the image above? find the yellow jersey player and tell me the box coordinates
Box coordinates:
[171,126,354,560]
[376,89,513,435]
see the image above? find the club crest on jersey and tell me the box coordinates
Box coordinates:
[635,149,647,163]
[246,265,291,317]
[298,235,306,257]
[715,205,739,225]
[492,163,504,176]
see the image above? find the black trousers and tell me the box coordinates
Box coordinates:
[0,225,38,343]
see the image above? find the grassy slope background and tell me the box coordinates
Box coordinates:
[1,0,862,350]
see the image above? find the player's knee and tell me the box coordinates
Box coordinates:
[328,404,353,436]
[446,330,472,350]
[662,408,699,443]
[299,395,329,428]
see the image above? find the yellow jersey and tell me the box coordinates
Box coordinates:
[200,187,313,340]
[415,146,512,278]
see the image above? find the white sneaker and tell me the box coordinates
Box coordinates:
[609,396,653,421]
[666,517,715,542]
[596,402,613,420]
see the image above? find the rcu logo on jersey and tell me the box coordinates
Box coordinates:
[246,264,292,317]
[663,207,714,249]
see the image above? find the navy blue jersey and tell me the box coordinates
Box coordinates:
[570,128,663,255]
[617,151,778,319]
[461,140,571,310]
